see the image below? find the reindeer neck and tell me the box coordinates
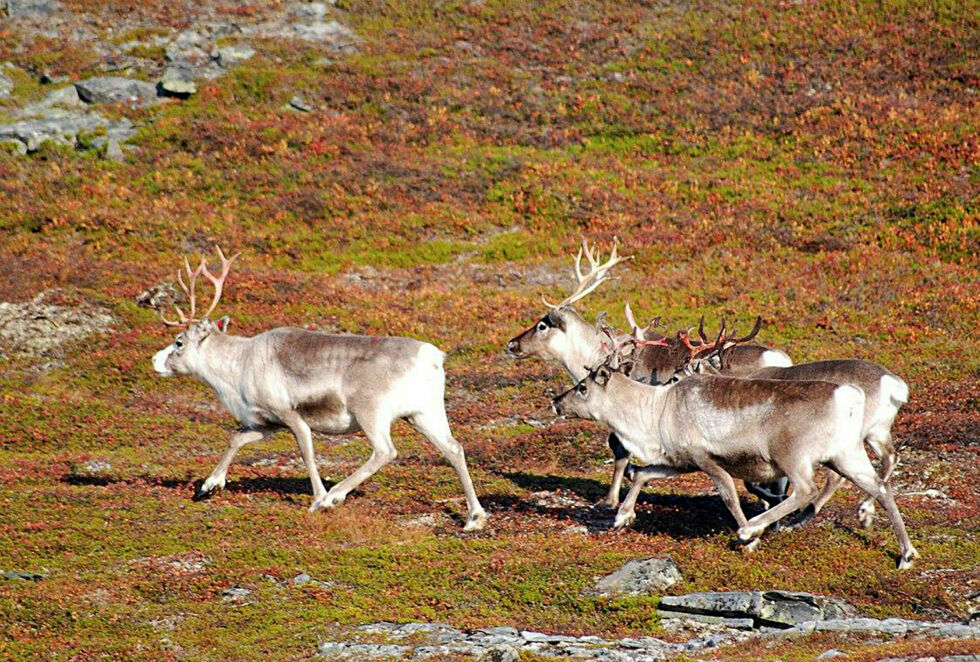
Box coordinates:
[602,372,669,432]
[561,311,611,382]
[192,333,252,391]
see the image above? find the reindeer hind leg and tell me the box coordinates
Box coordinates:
[827,450,918,570]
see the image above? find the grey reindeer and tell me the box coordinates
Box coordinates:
[506,239,792,509]
[551,350,919,569]
[151,247,487,531]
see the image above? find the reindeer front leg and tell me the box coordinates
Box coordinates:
[612,464,683,529]
[280,412,330,510]
[597,432,632,509]
[196,427,273,500]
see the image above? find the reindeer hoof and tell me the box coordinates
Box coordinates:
[311,492,345,511]
[463,509,488,532]
[737,525,763,543]
[192,481,221,501]
[858,501,876,529]
[897,547,919,571]
[740,538,761,553]
[613,511,635,530]
[593,495,618,510]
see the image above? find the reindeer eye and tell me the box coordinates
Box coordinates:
[576,383,587,395]
[536,321,549,332]
[174,336,185,349]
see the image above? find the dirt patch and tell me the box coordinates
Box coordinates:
[0,290,116,366]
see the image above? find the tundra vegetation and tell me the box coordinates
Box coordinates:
[0,0,977,659]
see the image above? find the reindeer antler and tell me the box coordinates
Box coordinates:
[159,245,240,327]
[625,302,664,342]
[542,237,632,310]
[701,316,763,367]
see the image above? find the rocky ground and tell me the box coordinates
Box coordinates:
[1,0,355,154]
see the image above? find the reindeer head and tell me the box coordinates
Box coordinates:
[551,361,622,421]
[506,238,631,364]
[152,246,238,377]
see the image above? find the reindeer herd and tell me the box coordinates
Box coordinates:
[151,241,917,569]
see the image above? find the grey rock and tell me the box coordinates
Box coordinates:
[3,570,44,581]
[475,626,521,638]
[104,137,124,161]
[0,69,12,98]
[520,630,577,643]
[0,139,27,155]
[6,0,59,17]
[657,611,755,629]
[215,44,255,68]
[317,642,411,658]
[0,294,116,364]
[817,650,847,659]
[586,558,682,597]
[84,460,112,473]
[294,1,328,19]
[658,590,855,627]
[166,30,210,66]
[294,19,357,46]
[289,96,312,112]
[74,77,158,106]
[934,623,980,638]
[158,67,197,96]
[293,573,312,585]
[221,586,251,601]
[0,111,135,153]
[480,646,520,662]
[18,85,86,116]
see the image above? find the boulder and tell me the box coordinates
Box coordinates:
[586,558,683,597]
[158,66,197,97]
[74,76,158,106]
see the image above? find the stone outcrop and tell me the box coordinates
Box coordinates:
[657,590,856,629]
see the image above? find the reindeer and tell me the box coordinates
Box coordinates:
[678,336,909,529]
[151,247,487,531]
[551,355,919,569]
[505,240,791,508]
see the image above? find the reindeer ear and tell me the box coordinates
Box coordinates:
[594,366,611,386]
[215,316,231,333]
[547,308,567,330]
[619,359,635,378]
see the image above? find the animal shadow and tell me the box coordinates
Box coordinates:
[503,471,768,539]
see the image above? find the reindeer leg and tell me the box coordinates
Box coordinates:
[737,464,820,546]
[597,432,631,509]
[744,477,789,509]
[827,450,918,570]
[280,412,331,511]
[196,427,273,500]
[699,462,750,529]
[409,411,487,532]
[313,414,396,511]
[857,431,898,529]
[612,464,682,530]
